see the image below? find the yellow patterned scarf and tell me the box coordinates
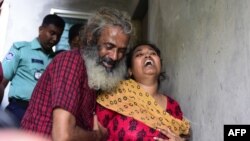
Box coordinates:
[96,79,190,136]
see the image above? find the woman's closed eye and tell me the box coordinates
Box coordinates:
[135,53,144,57]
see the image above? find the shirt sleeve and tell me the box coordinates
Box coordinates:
[50,52,85,116]
[2,44,21,81]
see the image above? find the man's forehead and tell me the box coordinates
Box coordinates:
[101,25,125,35]
[135,45,154,52]
[99,26,129,47]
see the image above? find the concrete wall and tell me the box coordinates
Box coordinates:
[148,0,250,140]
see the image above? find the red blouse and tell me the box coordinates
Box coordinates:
[96,96,183,141]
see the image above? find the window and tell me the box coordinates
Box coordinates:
[50,8,92,51]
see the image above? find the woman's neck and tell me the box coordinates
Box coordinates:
[136,78,167,109]
[137,79,159,96]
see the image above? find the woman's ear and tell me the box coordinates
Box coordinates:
[128,69,132,77]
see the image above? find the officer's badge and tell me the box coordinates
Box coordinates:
[34,70,43,80]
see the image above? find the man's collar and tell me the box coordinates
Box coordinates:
[30,38,43,50]
[31,38,54,55]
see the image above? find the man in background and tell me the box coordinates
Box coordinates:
[0,14,65,126]
[68,23,83,49]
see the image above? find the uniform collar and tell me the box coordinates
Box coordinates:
[31,38,54,55]
[31,38,43,50]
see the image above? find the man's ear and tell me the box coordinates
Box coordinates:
[38,26,43,34]
[86,31,93,46]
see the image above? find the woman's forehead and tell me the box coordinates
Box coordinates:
[134,45,155,52]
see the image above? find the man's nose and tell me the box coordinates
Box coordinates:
[109,49,118,61]
[52,35,58,42]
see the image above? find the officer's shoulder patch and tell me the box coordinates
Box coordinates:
[13,41,29,49]
[5,52,14,60]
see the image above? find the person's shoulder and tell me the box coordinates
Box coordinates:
[165,95,180,105]
[53,50,67,57]
[53,49,83,61]
[57,49,81,56]
[50,49,85,70]
[12,41,30,50]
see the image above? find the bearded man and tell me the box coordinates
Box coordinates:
[21,7,133,141]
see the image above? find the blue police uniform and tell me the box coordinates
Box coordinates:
[2,38,54,125]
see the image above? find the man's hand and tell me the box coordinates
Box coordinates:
[93,114,108,141]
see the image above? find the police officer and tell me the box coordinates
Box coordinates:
[0,14,65,126]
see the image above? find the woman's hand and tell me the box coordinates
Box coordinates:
[153,128,185,141]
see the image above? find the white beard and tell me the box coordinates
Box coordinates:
[81,46,126,91]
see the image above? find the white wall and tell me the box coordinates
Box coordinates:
[0,1,10,60]
[148,0,250,140]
